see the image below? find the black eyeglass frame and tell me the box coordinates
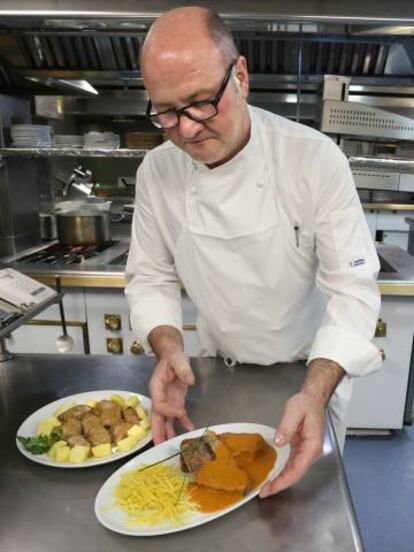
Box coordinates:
[145,59,237,129]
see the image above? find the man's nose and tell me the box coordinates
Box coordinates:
[177,113,204,139]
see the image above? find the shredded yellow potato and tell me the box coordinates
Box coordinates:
[114,464,198,527]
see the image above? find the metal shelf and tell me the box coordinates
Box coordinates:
[0,147,148,158]
[0,291,64,339]
[349,156,414,173]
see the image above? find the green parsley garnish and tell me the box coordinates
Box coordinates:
[17,428,62,455]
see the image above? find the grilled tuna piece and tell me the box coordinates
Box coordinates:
[122,407,140,425]
[180,430,221,473]
[58,405,92,422]
[61,418,82,440]
[95,400,122,428]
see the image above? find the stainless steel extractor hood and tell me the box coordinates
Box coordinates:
[1,1,414,27]
[0,1,413,123]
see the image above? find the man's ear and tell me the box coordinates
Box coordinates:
[235,56,249,98]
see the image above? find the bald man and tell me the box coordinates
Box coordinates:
[125,7,381,497]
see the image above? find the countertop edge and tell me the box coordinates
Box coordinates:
[26,271,414,296]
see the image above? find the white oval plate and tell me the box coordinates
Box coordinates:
[94,422,290,536]
[16,390,152,468]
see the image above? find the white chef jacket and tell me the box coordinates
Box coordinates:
[125,106,381,383]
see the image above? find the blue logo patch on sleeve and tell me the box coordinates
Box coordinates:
[350,258,365,267]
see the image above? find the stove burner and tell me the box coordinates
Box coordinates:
[16,242,117,266]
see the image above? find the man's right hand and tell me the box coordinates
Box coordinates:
[149,349,195,444]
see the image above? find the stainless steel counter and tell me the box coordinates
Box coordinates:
[0,354,363,552]
[376,243,414,295]
[1,239,414,294]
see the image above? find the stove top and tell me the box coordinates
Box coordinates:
[15,242,118,266]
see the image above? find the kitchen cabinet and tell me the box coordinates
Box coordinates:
[84,288,198,356]
[363,208,411,250]
[346,295,414,430]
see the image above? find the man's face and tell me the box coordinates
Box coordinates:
[142,51,250,166]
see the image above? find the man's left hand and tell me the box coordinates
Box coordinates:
[259,392,325,498]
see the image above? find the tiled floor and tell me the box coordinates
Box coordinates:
[343,425,414,552]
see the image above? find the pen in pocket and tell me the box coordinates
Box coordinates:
[294,224,300,247]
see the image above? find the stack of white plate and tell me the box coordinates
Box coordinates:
[54,134,84,148]
[84,131,120,150]
[11,124,52,148]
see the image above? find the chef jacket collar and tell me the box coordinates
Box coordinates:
[191,106,258,177]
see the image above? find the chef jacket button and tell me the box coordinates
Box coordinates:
[224,357,237,368]
[256,180,265,188]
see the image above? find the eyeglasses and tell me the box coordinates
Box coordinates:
[146,60,237,130]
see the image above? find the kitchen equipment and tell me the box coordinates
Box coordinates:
[54,134,84,148]
[0,269,61,362]
[55,276,74,353]
[84,131,120,149]
[55,198,112,213]
[39,213,57,241]
[125,131,162,149]
[56,208,111,246]
[10,124,52,147]
[406,217,414,255]
[12,241,118,266]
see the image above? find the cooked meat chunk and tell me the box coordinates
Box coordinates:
[112,421,133,444]
[61,418,82,440]
[180,430,221,473]
[82,412,111,446]
[95,400,121,428]
[196,457,248,494]
[86,424,111,447]
[67,435,90,448]
[58,405,92,422]
[122,407,140,425]
[81,412,101,434]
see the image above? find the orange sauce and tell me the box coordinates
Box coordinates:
[188,484,243,513]
[188,433,276,513]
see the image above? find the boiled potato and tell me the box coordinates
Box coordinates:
[111,394,125,407]
[48,440,68,459]
[135,406,147,420]
[55,445,70,463]
[36,416,61,436]
[117,435,139,452]
[124,395,140,408]
[91,444,112,458]
[85,399,97,408]
[127,424,146,442]
[139,417,151,431]
[69,445,90,463]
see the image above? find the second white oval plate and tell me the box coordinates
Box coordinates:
[94,422,290,536]
[16,390,152,468]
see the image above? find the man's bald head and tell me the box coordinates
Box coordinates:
[141,7,238,74]
[140,6,250,167]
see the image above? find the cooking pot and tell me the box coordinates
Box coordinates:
[56,208,111,245]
